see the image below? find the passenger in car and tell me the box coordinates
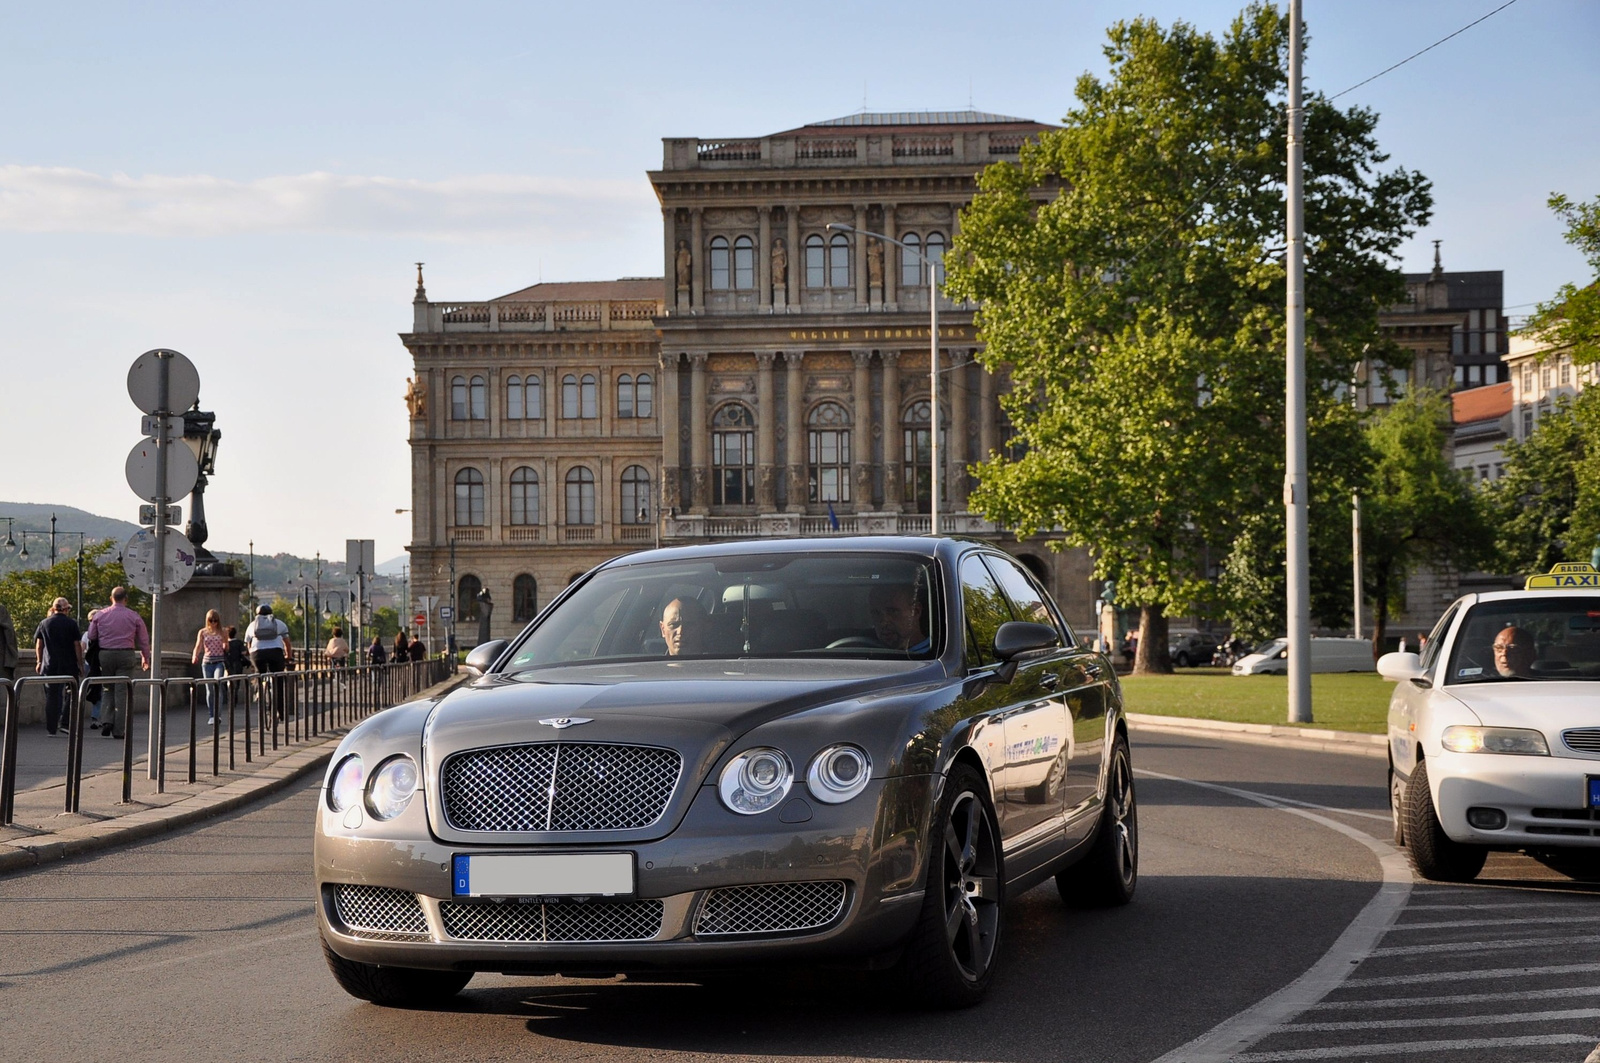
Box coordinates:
[869,583,928,653]
[660,598,709,656]
[1492,626,1537,678]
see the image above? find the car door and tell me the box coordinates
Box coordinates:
[958,554,1068,868]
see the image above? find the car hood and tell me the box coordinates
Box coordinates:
[1442,681,1600,745]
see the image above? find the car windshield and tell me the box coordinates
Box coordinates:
[503,552,941,671]
[1255,639,1287,657]
[1446,597,1600,683]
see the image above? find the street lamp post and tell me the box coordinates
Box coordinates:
[827,223,942,534]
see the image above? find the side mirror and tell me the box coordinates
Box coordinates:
[463,639,508,677]
[994,621,1060,661]
[1376,651,1424,682]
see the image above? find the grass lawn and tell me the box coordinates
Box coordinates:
[1119,667,1394,734]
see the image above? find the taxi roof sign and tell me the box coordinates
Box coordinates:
[1525,562,1600,589]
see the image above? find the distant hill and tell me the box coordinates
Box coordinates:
[376,554,410,576]
[0,502,141,576]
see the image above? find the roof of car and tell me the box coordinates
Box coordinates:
[599,536,959,568]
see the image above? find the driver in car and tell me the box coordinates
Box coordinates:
[660,598,709,657]
[868,583,929,653]
[1492,625,1537,678]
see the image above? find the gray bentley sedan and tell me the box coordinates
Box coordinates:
[315,537,1137,1008]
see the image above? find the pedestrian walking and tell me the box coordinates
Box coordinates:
[407,631,426,663]
[86,587,150,739]
[0,601,18,686]
[223,626,248,675]
[32,598,83,736]
[81,609,103,725]
[247,605,291,722]
[368,635,387,666]
[190,609,227,724]
[392,629,409,663]
[325,627,350,667]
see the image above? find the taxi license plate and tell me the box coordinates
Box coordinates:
[452,853,634,898]
[1589,777,1600,809]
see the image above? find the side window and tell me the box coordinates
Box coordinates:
[981,554,1058,632]
[1419,604,1458,672]
[960,554,1014,668]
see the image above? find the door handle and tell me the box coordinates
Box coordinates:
[1039,672,1061,690]
[1084,662,1105,680]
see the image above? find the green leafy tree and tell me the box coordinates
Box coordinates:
[1362,390,1490,655]
[946,5,1431,673]
[0,541,149,639]
[1525,193,1600,366]
[1489,390,1600,574]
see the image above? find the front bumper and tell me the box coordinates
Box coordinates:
[1429,751,1600,847]
[314,775,933,972]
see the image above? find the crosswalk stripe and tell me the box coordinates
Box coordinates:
[1234,1032,1597,1061]
[1286,1006,1600,1032]
[1388,913,1600,931]
[1311,985,1600,1010]
[1372,933,1600,957]
[1345,962,1600,986]
[1401,901,1600,912]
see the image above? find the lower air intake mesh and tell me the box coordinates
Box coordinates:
[694,881,848,936]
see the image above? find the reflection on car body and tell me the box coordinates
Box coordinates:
[313,537,1138,1009]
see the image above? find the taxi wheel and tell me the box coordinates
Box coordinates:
[321,936,472,1007]
[1057,735,1138,908]
[1403,760,1487,882]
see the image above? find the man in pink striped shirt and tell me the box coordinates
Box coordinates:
[86,586,149,739]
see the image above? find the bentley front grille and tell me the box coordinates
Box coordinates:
[694,881,848,937]
[441,742,682,832]
[439,899,665,942]
[332,884,429,939]
[1563,729,1600,755]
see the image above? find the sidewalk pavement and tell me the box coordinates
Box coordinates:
[0,673,465,874]
[1128,711,1388,759]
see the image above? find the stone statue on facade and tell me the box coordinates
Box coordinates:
[757,464,777,510]
[854,462,873,508]
[662,468,681,510]
[867,240,884,288]
[404,375,427,419]
[771,238,787,290]
[476,588,493,647]
[675,241,692,289]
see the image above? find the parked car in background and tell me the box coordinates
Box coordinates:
[1232,637,1375,675]
[1169,632,1220,668]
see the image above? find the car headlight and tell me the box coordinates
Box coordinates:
[366,755,420,820]
[328,754,364,812]
[1441,725,1550,755]
[718,747,793,814]
[807,745,872,804]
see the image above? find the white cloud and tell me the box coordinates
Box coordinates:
[0,165,653,242]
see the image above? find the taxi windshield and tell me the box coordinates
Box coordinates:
[502,553,941,671]
[1446,597,1600,683]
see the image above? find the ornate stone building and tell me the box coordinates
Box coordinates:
[403,111,1099,647]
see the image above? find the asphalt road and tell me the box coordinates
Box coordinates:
[1,731,1595,1063]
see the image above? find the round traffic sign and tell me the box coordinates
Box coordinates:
[122,527,198,595]
[125,437,199,502]
[127,349,201,415]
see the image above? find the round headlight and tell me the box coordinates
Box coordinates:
[718,747,793,815]
[366,755,420,820]
[807,745,872,804]
[328,754,364,813]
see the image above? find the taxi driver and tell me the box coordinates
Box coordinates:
[1492,625,1537,678]
[660,597,708,657]
[868,583,928,653]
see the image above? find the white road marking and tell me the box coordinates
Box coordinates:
[1138,770,1412,1063]
[1287,1006,1600,1032]
[1233,1033,1597,1062]
[1399,900,1597,912]
[1372,933,1600,957]
[1386,913,1600,931]
[1344,961,1600,987]
[1310,985,1600,1010]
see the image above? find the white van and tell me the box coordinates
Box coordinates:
[1232,636,1374,675]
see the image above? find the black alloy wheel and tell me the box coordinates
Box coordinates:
[1403,759,1487,882]
[1058,734,1138,907]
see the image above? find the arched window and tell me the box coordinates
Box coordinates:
[469,375,487,420]
[900,232,922,288]
[829,233,850,289]
[513,574,538,622]
[565,466,595,525]
[805,234,826,289]
[925,231,946,281]
[635,373,653,418]
[451,375,468,420]
[712,403,755,505]
[562,374,579,418]
[620,465,652,523]
[901,400,947,512]
[733,235,755,290]
[523,374,541,419]
[507,375,523,419]
[453,467,485,526]
[581,374,597,418]
[457,574,482,623]
[617,373,634,418]
[708,235,731,290]
[509,466,539,525]
[807,401,851,503]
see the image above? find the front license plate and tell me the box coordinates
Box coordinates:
[1588,777,1600,809]
[452,852,634,898]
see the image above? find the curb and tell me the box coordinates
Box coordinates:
[0,673,467,876]
[1128,712,1388,760]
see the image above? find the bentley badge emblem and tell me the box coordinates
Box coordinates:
[538,717,593,730]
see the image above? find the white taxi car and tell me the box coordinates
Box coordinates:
[1380,563,1600,882]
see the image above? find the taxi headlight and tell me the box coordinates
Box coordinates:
[1441,725,1550,755]
[807,745,872,804]
[718,747,793,815]
[328,754,364,812]
[365,755,420,820]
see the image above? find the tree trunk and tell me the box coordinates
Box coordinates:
[1370,563,1390,662]
[1133,604,1172,675]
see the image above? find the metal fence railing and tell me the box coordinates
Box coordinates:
[0,656,455,827]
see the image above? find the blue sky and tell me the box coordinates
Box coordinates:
[2,0,1595,560]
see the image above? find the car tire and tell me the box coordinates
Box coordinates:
[321,936,472,1007]
[895,763,1004,1009]
[1057,734,1138,908]
[1388,762,1405,847]
[1533,849,1600,882]
[1403,759,1486,882]
[1175,653,1190,668]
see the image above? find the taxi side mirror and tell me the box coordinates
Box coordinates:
[463,639,508,677]
[1376,651,1424,682]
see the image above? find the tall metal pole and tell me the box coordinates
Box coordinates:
[1285,0,1312,724]
[929,256,940,536]
[149,352,171,775]
[1351,491,1363,641]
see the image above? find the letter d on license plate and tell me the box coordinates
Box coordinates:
[452,852,634,898]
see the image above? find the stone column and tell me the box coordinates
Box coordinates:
[690,208,704,311]
[757,207,772,310]
[946,352,970,510]
[786,205,801,307]
[854,203,868,308]
[756,352,777,511]
[978,359,996,464]
[883,203,898,310]
[688,352,709,512]
[660,352,682,510]
[881,352,902,512]
[852,350,873,513]
[663,208,678,312]
[785,351,806,511]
